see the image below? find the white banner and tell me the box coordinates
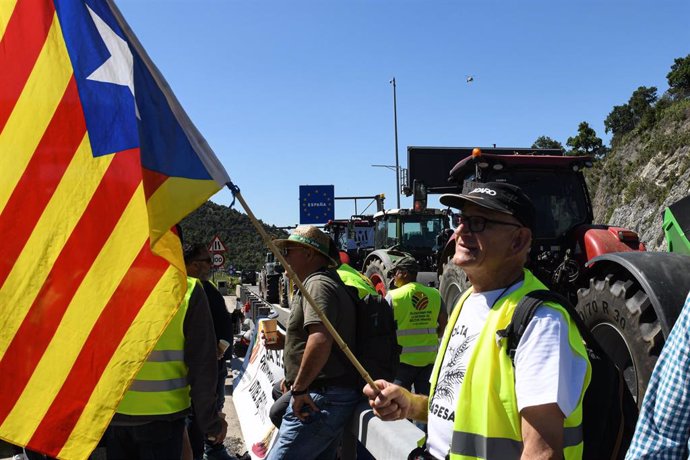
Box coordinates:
[232,320,285,459]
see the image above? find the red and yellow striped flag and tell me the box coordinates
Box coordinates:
[0,0,230,458]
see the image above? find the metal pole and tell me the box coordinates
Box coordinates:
[391,78,401,209]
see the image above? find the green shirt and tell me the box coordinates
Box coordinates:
[283,269,357,387]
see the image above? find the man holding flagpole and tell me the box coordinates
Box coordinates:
[264,226,361,460]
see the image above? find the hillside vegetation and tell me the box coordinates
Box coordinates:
[534,53,690,251]
[180,201,288,271]
[585,97,690,251]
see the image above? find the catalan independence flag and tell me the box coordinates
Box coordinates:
[0,0,230,458]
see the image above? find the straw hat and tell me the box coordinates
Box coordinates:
[274,225,338,267]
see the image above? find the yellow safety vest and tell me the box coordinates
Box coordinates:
[390,282,442,367]
[428,269,591,460]
[117,277,196,415]
[337,263,377,299]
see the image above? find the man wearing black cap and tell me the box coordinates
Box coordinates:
[364,182,591,460]
[386,254,446,397]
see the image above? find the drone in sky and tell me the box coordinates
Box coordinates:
[466,75,475,83]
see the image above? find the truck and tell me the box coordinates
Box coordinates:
[258,251,282,304]
[240,268,257,286]
[405,145,690,403]
[323,215,376,271]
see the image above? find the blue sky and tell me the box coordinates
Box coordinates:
[117,0,690,227]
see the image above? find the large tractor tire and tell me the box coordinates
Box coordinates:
[365,259,389,296]
[265,275,280,304]
[438,259,471,315]
[576,270,662,405]
[279,276,290,308]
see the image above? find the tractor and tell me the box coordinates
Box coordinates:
[361,202,452,295]
[258,251,282,304]
[405,145,690,404]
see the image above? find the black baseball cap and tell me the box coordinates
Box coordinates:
[440,182,535,231]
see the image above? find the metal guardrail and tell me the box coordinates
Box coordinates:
[235,284,274,319]
[234,285,425,459]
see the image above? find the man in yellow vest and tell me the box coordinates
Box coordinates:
[364,182,591,460]
[387,255,447,396]
[184,243,234,460]
[106,276,228,459]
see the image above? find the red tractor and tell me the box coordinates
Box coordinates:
[406,146,690,403]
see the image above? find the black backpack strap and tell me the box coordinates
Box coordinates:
[502,289,611,364]
[499,291,548,364]
[498,289,584,361]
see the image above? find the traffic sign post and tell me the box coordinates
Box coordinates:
[208,235,227,253]
[212,253,225,268]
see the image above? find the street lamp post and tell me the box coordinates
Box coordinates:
[390,77,401,209]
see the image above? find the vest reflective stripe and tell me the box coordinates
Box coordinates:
[429,269,591,460]
[451,432,522,459]
[147,350,185,362]
[117,277,196,416]
[397,328,437,336]
[129,377,189,392]
[390,282,442,367]
[402,345,438,354]
[450,426,583,459]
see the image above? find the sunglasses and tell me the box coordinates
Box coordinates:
[280,246,308,257]
[453,214,522,233]
[194,257,212,263]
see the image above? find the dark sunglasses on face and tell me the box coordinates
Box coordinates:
[280,246,307,257]
[453,214,522,233]
[195,257,212,263]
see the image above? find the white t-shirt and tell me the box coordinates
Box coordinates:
[426,285,588,460]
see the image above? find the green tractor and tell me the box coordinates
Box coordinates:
[361,204,452,295]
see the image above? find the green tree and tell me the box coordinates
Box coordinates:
[531,136,563,150]
[603,86,657,142]
[667,54,690,99]
[566,121,604,156]
[628,86,657,128]
[604,104,635,136]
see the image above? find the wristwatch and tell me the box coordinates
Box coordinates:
[291,388,309,396]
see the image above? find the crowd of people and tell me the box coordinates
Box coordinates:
[17,181,690,460]
[258,181,690,460]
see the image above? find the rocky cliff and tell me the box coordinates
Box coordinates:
[586,99,690,251]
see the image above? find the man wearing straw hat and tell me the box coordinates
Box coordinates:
[264,225,361,460]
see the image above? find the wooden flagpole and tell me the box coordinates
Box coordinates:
[228,186,378,392]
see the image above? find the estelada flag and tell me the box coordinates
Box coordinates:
[0,0,230,458]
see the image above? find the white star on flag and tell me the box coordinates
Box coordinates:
[85,5,139,117]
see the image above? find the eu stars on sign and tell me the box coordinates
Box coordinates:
[299,185,334,224]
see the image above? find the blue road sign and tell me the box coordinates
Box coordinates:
[300,185,334,224]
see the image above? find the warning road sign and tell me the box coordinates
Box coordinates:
[208,235,227,253]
